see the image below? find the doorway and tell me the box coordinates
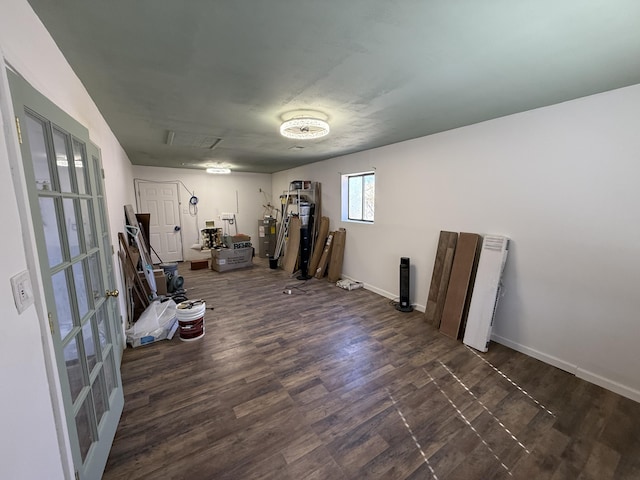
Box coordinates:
[8,70,124,480]
[135,180,183,263]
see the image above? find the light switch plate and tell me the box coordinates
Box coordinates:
[11,270,34,314]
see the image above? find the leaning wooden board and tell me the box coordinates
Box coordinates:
[118,232,150,308]
[439,232,481,339]
[282,216,302,274]
[314,231,334,278]
[425,231,458,328]
[308,216,330,275]
[327,228,346,282]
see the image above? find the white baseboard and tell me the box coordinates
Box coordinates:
[412,303,426,313]
[491,333,640,404]
[576,368,640,404]
[341,275,425,312]
[491,333,578,375]
[341,274,393,300]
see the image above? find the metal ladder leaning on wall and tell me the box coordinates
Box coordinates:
[272,190,294,262]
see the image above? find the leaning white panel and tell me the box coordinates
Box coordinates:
[463,235,509,352]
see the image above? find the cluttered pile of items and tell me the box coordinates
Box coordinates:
[118,205,209,347]
[207,213,254,272]
[192,217,254,272]
[269,181,347,284]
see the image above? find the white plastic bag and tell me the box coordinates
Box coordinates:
[336,279,364,291]
[126,299,178,347]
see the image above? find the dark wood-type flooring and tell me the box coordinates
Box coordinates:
[104,257,640,479]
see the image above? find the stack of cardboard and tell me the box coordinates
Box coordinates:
[327,228,346,282]
[425,230,497,343]
[313,227,346,280]
[438,233,481,339]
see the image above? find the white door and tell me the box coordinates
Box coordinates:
[9,70,124,480]
[135,181,183,263]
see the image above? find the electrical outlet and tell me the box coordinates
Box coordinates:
[11,270,34,314]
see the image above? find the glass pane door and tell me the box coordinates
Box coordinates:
[89,145,125,362]
[9,70,124,480]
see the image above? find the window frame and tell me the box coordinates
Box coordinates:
[341,170,375,224]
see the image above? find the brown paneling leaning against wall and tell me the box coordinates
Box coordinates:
[425,231,458,328]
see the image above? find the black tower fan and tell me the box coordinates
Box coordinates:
[396,257,413,312]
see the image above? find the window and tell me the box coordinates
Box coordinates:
[342,171,375,222]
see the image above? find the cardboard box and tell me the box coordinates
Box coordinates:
[223,234,252,249]
[211,247,253,272]
[138,268,167,296]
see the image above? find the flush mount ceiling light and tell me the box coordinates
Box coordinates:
[206,167,231,174]
[280,117,330,140]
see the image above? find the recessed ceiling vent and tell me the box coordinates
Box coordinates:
[166,130,222,149]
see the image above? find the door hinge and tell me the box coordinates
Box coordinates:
[101,168,105,179]
[15,117,23,144]
[48,312,54,335]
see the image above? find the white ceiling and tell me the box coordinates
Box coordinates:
[26,0,640,173]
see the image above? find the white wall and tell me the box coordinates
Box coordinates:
[0,1,134,478]
[131,166,273,261]
[273,84,640,403]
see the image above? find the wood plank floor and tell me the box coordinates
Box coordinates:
[104,257,640,479]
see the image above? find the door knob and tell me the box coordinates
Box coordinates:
[106,289,119,297]
[174,225,181,232]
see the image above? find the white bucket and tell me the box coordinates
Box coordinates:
[176,300,206,341]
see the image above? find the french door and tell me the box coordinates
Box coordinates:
[8,71,124,479]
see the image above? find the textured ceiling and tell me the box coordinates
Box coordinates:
[26,0,640,173]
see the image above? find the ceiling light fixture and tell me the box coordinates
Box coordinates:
[206,167,231,174]
[280,117,330,140]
